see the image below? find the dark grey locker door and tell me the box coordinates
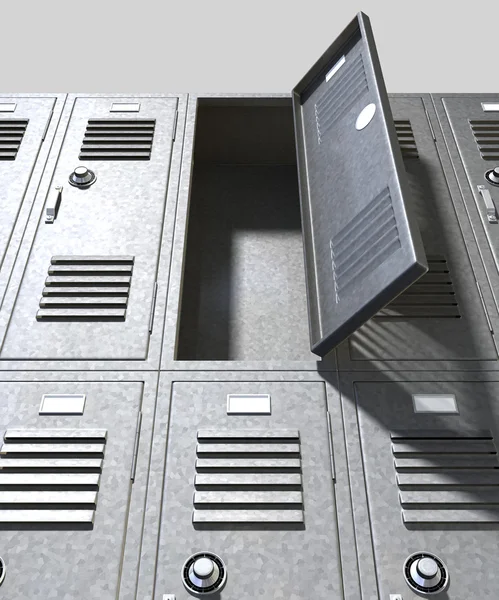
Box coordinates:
[293,12,427,357]
[1,96,177,360]
[354,380,499,599]
[339,97,497,364]
[155,382,343,600]
[442,97,499,269]
[0,97,55,269]
[0,381,142,599]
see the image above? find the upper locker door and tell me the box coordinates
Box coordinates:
[293,13,427,357]
[0,97,55,272]
[441,97,499,269]
[0,96,177,361]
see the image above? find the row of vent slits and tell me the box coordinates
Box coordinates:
[470,120,499,160]
[0,428,107,525]
[375,256,461,319]
[0,119,28,160]
[193,429,304,525]
[79,119,156,160]
[392,429,499,524]
[330,187,401,302]
[394,120,419,159]
[315,53,368,144]
[36,256,134,322]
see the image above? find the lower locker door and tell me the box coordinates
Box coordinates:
[155,381,343,600]
[0,381,142,599]
[355,379,499,599]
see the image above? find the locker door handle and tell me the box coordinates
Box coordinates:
[478,185,498,224]
[45,186,63,224]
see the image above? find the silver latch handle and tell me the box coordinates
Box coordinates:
[45,185,63,224]
[478,185,498,224]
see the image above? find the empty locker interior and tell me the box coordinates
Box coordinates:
[0,97,178,361]
[176,100,315,362]
[347,376,499,599]
[176,96,497,365]
[0,380,143,599]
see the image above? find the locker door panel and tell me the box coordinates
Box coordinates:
[1,96,177,360]
[154,381,343,600]
[0,380,142,599]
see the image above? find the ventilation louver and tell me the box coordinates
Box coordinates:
[392,429,499,524]
[394,120,419,159]
[315,53,368,144]
[79,119,156,160]
[470,120,499,160]
[0,428,107,525]
[36,256,134,322]
[330,187,400,302]
[0,119,28,160]
[193,429,304,525]
[375,255,460,319]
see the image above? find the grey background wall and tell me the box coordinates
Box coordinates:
[1,0,496,93]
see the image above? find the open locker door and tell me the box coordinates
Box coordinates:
[293,12,428,357]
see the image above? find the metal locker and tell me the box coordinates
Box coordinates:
[0,96,62,285]
[153,381,343,600]
[0,380,143,599]
[173,13,430,367]
[0,96,178,361]
[336,96,498,369]
[343,375,499,599]
[436,96,499,269]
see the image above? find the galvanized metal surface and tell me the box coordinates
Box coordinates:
[1,18,499,600]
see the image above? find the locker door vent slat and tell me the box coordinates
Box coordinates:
[193,430,304,525]
[315,53,368,144]
[330,187,400,301]
[394,120,419,159]
[37,256,134,322]
[0,429,107,525]
[80,119,156,160]
[469,120,499,160]
[391,429,499,524]
[0,119,28,161]
[375,255,461,319]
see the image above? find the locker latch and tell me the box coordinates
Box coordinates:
[478,185,498,224]
[45,186,63,224]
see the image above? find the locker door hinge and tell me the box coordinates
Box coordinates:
[326,411,336,483]
[424,108,436,142]
[130,411,143,482]
[148,281,159,334]
[172,110,179,141]
[476,280,494,334]
[42,110,54,142]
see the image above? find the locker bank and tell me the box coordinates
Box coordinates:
[1,10,499,600]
